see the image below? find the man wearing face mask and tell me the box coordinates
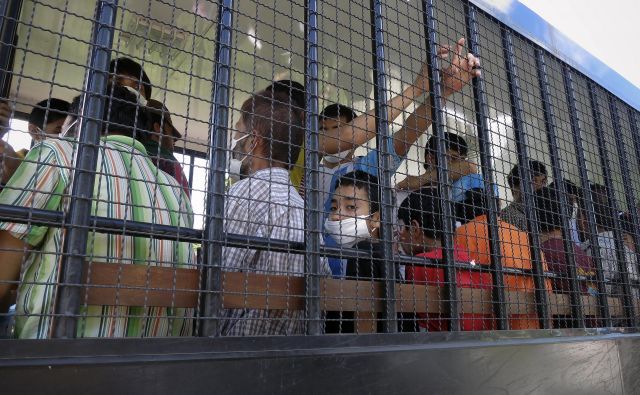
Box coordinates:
[221,89,331,337]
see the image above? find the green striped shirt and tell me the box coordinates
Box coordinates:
[0,135,195,339]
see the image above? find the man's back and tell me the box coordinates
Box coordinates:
[0,135,195,338]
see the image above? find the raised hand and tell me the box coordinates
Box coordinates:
[440,37,481,97]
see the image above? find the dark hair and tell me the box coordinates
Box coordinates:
[68,84,149,140]
[334,170,380,214]
[397,188,443,240]
[585,183,615,231]
[240,89,304,168]
[109,57,152,99]
[507,160,548,189]
[321,103,357,123]
[455,189,489,225]
[534,186,563,233]
[264,79,305,111]
[424,132,468,170]
[28,98,70,128]
[619,212,636,236]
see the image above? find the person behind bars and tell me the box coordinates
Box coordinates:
[0,84,195,339]
[219,89,331,336]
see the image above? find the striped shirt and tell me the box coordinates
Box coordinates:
[0,135,195,339]
[219,167,331,336]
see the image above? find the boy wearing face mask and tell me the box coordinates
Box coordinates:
[325,170,388,279]
[325,171,407,333]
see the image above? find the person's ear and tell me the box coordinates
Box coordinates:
[410,219,424,244]
[27,124,41,141]
[368,211,381,233]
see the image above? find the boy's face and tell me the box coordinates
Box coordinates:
[397,218,427,255]
[329,184,371,221]
[425,148,464,169]
[320,115,349,133]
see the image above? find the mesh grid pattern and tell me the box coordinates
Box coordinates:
[0,0,639,339]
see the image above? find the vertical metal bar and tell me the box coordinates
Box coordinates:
[562,66,611,326]
[627,107,640,259]
[188,153,195,188]
[369,0,397,333]
[608,95,640,321]
[201,0,234,337]
[0,0,22,99]
[303,0,322,335]
[464,2,507,330]
[500,29,550,328]
[587,81,636,326]
[52,0,118,338]
[421,0,459,331]
[535,49,585,327]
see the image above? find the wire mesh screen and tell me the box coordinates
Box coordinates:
[0,0,639,340]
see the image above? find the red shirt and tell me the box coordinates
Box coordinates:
[406,245,495,331]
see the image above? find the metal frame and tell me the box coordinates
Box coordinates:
[0,0,637,343]
[52,0,119,338]
[303,0,322,335]
[501,29,551,328]
[369,0,397,333]
[535,49,585,327]
[464,1,507,330]
[562,65,612,326]
[608,97,640,285]
[421,0,459,331]
[588,82,637,327]
[201,0,235,337]
[0,0,22,99]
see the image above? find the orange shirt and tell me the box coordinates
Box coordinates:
[455,215,552,329]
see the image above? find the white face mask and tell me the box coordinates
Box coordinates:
[324,215,371,246]
[323,149,351,164]
[227,133,252,182]
[122,85,148,107]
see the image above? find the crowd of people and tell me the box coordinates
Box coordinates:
[0,36,637,339]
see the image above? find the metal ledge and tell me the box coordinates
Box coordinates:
[0,330,639,394]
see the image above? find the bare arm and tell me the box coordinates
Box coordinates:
[0,230,27,311]
[396,159,478,190]
[392,38,481,157]
[318,83,425,155]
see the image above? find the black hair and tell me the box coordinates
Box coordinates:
[264,79,305,111]
[28,98,70,128]
[424,132,468,170]
[585,183,616,231]
[321,103,357,123]
[397,188,443,240]
[334,170,380,214]
[240,89,304,168]
[68,84,149,140]
[109,57,152,99]
[534,186,563,233]
[455,189,490,225]
[507,160,547,189]
[619,212,636,236]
